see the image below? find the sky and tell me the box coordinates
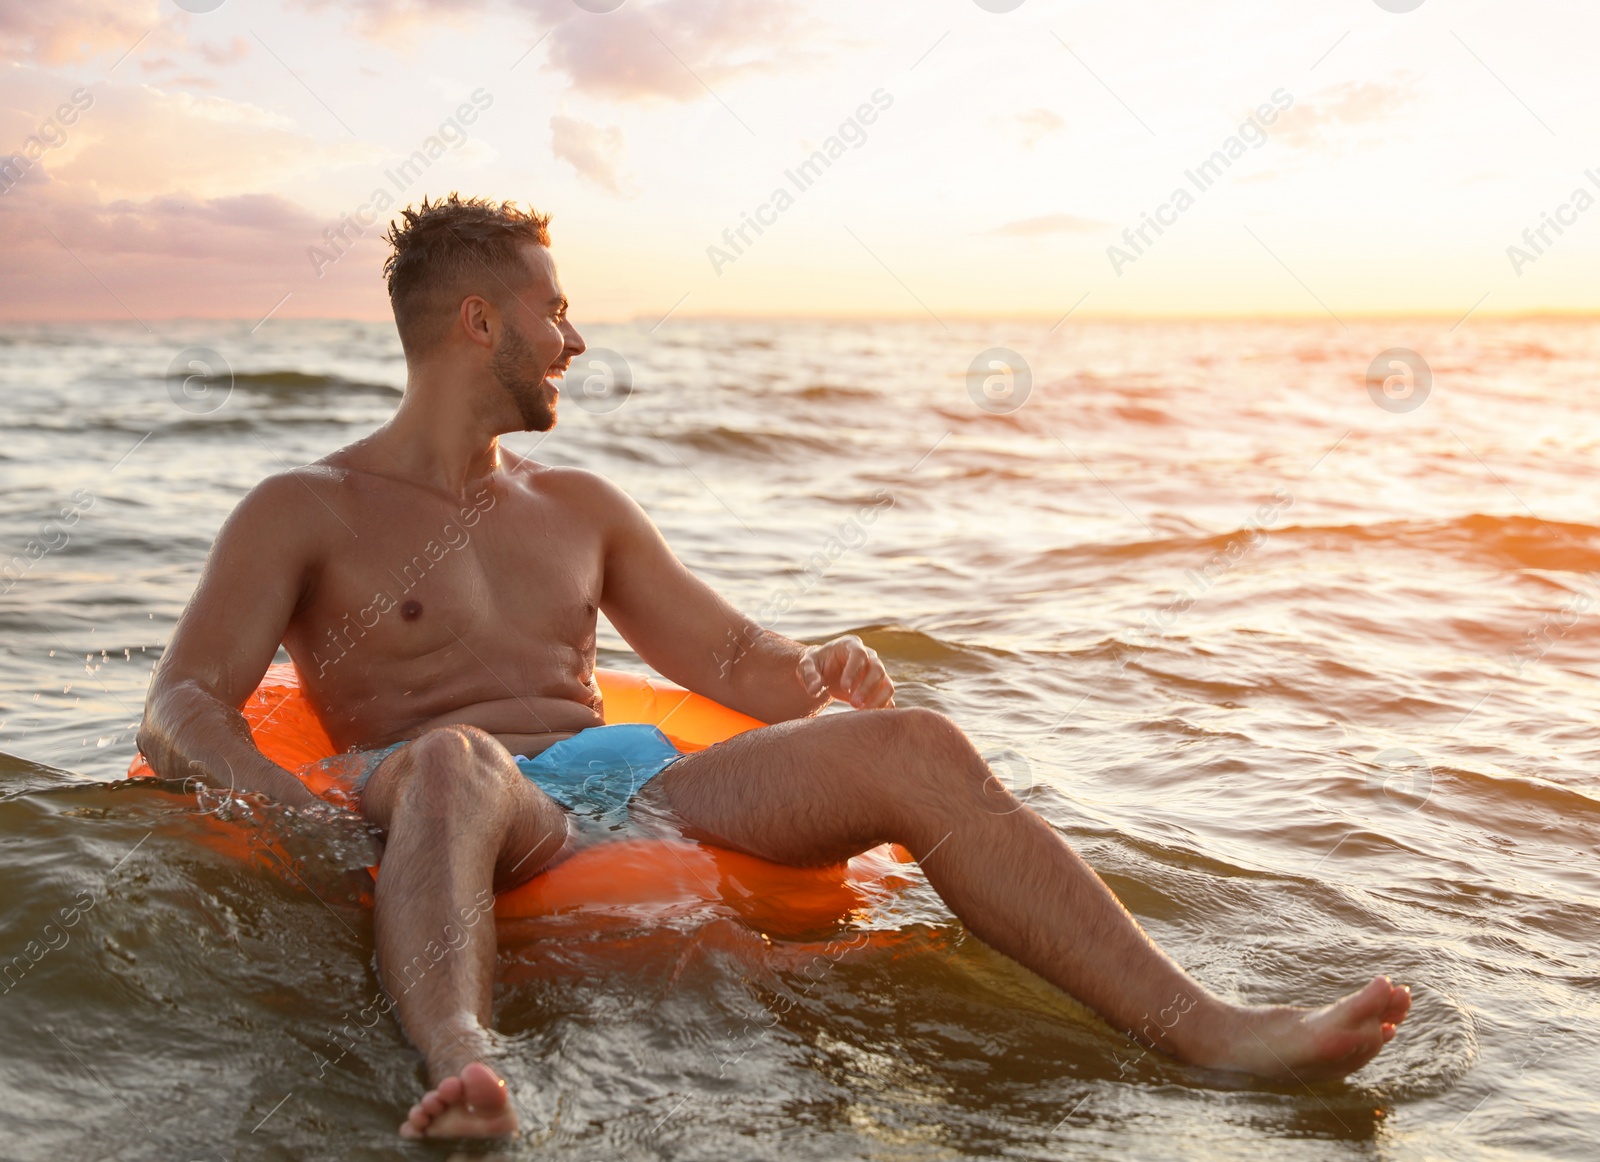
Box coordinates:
[0,0,1596,325]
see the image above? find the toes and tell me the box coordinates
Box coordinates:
[1383,984,1412,1025]
[400,1104,430,1140]
[399,1065,518,1140]
[460,1062,511,1113]
[1339,977,1395,1024]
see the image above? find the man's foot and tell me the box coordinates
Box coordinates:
[1192,976,1412,1083]
[399,1061,519,1139]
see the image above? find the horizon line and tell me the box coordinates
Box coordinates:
[3,309,1599,328]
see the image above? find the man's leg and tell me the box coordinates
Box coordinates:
[650,707,1410,1081]
[360,725,571,1138]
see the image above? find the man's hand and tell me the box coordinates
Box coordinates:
[797,635,895,710]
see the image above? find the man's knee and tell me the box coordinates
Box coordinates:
[399,725,517,813]
[886,706,973,754]
[871,707,984,785]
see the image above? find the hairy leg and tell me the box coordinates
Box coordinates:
[650,708,1409,1081]
[361,725,571,1137]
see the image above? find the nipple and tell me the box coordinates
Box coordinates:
[401,600,423,621]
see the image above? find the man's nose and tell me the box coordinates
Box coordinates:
[565,324,587,358]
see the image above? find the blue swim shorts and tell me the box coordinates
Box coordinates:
[512,724,684,817]
[321,724,683,818]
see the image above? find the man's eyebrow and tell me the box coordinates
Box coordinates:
[550,295,569,311]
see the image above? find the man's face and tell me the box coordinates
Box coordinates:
[490,242,585,432]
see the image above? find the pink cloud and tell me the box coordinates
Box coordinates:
[0,185,392,321]
[294,0,486,46]
[295,0,808,101]
[536,0,809,102]
[0,0,158,66]
[550,114,633,195]
[196,36,250,67]
[1274,79,1419,150]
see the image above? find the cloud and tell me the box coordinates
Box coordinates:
[1274,79,1419,150]
[987,213,1106,237]
[1009,108,1064,149]
[294,0,483,46]
[0,184,391,320]
[293,0,808,101]
[196,37,250,67]
[0,0,157,65]
[549,114,633,196]
[0,71,383,202]
[539,0,809,101]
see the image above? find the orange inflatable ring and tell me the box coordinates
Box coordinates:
[127,664,915,931]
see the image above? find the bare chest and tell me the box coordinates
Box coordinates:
[288,484,602,687]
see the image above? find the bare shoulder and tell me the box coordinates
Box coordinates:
[221,464,361,550]
[504,459,641,525]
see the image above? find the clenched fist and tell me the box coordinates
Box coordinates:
[796,635,895,709]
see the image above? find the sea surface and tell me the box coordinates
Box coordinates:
[1,316,1596,1161]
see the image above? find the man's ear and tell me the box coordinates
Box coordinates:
[458,294,496,351]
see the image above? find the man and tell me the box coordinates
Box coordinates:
[138,194,1410,1140]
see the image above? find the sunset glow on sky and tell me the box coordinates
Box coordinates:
[2,0,1596,324]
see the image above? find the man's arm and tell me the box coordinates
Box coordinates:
[137,474,323,807]
[592,475,893,723]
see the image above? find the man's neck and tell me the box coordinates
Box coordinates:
[378,378,505,499]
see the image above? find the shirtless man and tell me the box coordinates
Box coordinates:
[137,194,1411,1140]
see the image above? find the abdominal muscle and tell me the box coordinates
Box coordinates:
[375,692,607,760]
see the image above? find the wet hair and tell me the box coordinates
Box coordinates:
[382,193,552,356]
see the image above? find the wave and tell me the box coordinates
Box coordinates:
[229,371,401,396]
[1020,514,1600,573]
[791,384,878,402]
[673,425,841,460]
[853,624,1014,671]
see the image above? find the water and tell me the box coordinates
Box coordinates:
[1,316,1597,1160]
